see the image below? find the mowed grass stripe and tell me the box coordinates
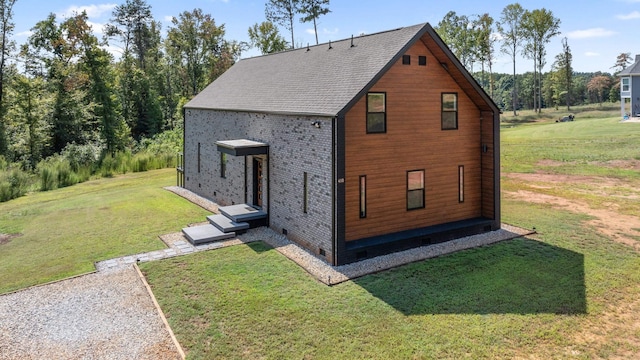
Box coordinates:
[0,169,209,294]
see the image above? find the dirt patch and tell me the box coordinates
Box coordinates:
[598,159,640,171]
[504,172,625,188]
[567,290,640,359]
[504,190,640,251]
[0,234,21,246]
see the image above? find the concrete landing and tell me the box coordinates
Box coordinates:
[182,224,236,245]
[207,214,250,233]
[219,204,267,223]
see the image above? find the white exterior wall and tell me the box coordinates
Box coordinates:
[184,109,335,262]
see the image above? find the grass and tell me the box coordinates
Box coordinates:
[0,168,209,294]
[141,200,640,359]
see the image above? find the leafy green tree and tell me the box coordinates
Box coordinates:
[167,9,228,97]
[552,37,573,111]
[299,0,330,45]
[497,3,526,116]
[248,21,289,54]
[8,73,48,169]
[475,13,495,96]
[28,13,92,155]
[68,12,128,153]
[266,0,300,49]
[106,0,162,140]
[105,0,153,70]
[436,11,479,70]
[0,0,16,157]
[522,8,560,112]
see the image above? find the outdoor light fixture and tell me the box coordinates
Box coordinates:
[311,121,321,128]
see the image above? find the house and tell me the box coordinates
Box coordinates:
[619,54,640,117]
[181,22,501,265]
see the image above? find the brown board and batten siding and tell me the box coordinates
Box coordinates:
[344,40,484,242]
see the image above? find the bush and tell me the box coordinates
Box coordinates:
[37,156,82,191]
[61,143,103,172]
[0,167,31,202]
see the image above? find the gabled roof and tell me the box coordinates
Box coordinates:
[185,23,499,117]
[618,55,640,76]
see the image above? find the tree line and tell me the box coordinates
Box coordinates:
[434,3,630,114]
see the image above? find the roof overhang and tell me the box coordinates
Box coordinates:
[216,139,269,156]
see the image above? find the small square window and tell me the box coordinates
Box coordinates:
[402,55,411,65]
[441,93,458,130]
[418,56,427,66]
[367,92,386,133]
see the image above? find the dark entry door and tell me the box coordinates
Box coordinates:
[253,158,263,208]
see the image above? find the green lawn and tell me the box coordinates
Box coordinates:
[141,200,640,359]
[139,111,640,359]
[0,169,209,294]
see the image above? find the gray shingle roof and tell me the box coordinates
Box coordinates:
[185,24,426,117]
[618,55,640,76]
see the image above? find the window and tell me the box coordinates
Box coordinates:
[197,143,201,173]
[458,165,464,203]
[402,55,411,65]
[442,93,458,130]
[418,56,427,66]
[367,92,386,133]
[407,170,425,210]
[622,77,630,92]
[359,175,367,218]
[303,172,308,213]
[220,152,227,178]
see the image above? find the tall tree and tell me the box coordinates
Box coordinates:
[497,3,526,116]
[106,0,162,140]
[68,12,127,153]
[9,72,47,169]
[0,0,16,157]
[475,13,495,96]
[587,75,610,107]
[105,0,153,70]
[436,12,477,70]
[29,13,92,154]
[553,37,573,111]
[265,0,299,49]
[522,8,560,113]
[167,8,228,97]
[248,21,288,54]
[611,52,633,74]
[298,0,330,45]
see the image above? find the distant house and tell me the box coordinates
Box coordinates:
[619,54,640,117]
[181,23,501,265]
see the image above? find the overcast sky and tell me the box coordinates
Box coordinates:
[11,0,640,74]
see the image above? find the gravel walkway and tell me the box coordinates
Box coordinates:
[0,267,181,360]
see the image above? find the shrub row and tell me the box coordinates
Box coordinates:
[1,130,182,202]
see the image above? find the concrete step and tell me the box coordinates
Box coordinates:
[207,214,250,233]
[182,224,236,245]
[219,204,267,223]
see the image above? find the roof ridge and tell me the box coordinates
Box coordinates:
[241,23,426,61]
